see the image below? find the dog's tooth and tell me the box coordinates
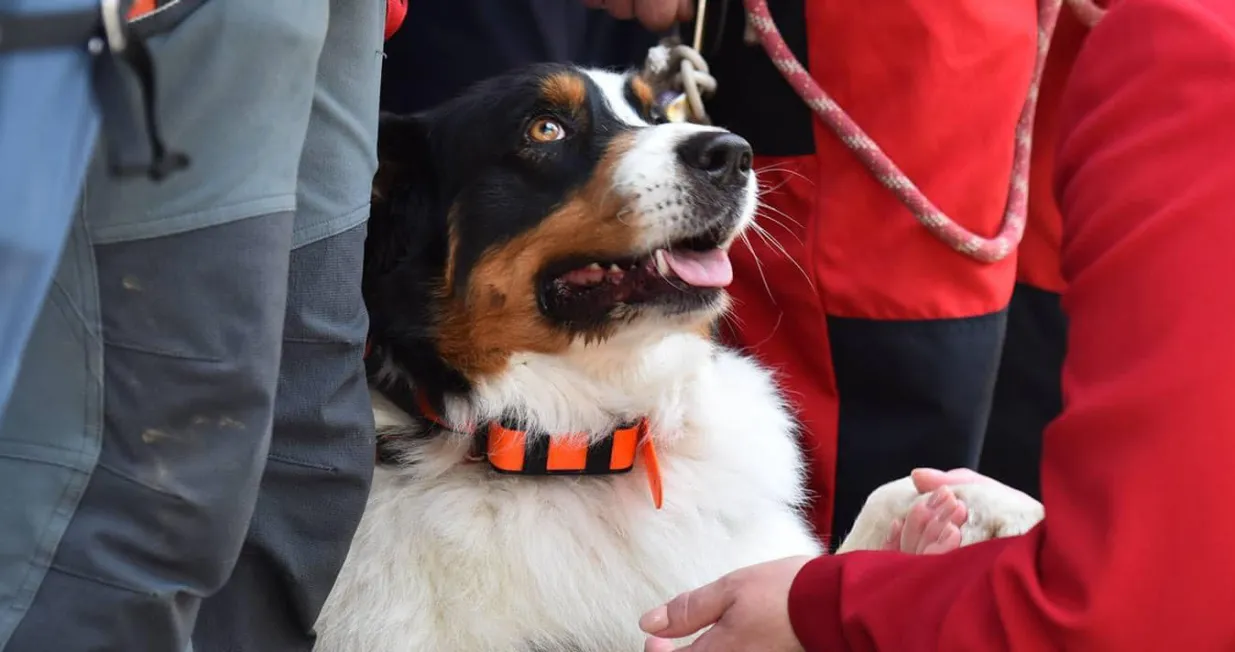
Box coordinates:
[654,249,670,275]
[608,264,623,274]
[586,263,602,271]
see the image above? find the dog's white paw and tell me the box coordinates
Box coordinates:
[836,476,1044,553]
[946,481,1043,544]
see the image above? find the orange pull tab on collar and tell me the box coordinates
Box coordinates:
[414,391,448,428]
[638,420,663,510]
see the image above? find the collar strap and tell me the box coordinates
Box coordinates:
[415,390,663,509]
[486,419,643,476]
[365,336,663,509]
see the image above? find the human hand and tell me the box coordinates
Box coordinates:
[580,0,695,32]
[639,556,812,652]
[910,467,1000,493]
[879,467,1017,555]
[880,483,969,555]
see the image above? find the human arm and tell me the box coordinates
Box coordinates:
[788,1,1235,649]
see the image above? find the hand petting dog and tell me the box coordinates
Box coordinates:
[581,0,695,31]
[639,555,811,652]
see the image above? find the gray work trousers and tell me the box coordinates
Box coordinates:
[0,0,383,649]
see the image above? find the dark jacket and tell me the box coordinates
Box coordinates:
[379,1,658,114]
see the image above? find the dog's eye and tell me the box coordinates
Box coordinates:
[527,117,567,143]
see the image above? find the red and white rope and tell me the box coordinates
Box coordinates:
[740,0,1106,263]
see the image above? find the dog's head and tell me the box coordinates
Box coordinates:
[366,63,757,397]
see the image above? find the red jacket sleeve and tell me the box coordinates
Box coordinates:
[787,0,1235,650]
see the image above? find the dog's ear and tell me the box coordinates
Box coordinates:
[373,111,433,204]
[367,112,443,276]
[365,111,472,397]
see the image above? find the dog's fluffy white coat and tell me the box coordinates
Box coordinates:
[319,329,1045,651]
[317,329,823,651]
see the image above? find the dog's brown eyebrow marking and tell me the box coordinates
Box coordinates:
[540,73,588,111]
[629,76,655,112]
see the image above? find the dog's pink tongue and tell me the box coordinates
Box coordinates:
[662,248,733,288]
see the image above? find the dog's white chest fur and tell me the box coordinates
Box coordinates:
[315,333,823,652]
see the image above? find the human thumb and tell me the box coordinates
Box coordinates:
[639,578,734,639]
[911,467,989,493]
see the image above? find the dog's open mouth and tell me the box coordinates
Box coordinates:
[537,233,733,326]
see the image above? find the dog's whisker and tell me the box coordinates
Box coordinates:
[748,309,785,350]
[756,197,797,218]
[757,176,794,197]
[717,307,745,336]
[738,230,777,307]
[753,211,804,245]
[754,164,813,186]
[748,221,815,291]
[755,202,805,230]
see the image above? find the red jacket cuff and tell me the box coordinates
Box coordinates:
[788,554,850,652]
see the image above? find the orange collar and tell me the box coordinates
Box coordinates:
[414,391,663,510]
[367,340,662,509]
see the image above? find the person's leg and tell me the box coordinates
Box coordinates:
[979,284,1066,500]
[0,0,100,420]
[192,0,382,648]
[0,210,102,649]
[1,0,330,649]
[0,3,105,644]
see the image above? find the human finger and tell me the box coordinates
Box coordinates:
[881,518,904,551]
[639,576,735,639]
[677,0,696,23]
[644,636,678,652]
[634,0,680,31]
[911,467,992,493]
[592,0,635,20]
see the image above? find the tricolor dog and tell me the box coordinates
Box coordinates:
[314,63,1044,651]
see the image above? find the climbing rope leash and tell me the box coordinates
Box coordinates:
[664,0,1107,263]
[740,0,1107,262]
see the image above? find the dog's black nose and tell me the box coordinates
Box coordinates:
[676,132,753,186]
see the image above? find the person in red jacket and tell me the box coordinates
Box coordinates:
[633,0,1235,649]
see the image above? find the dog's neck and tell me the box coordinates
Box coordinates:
[376,325,716,443]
